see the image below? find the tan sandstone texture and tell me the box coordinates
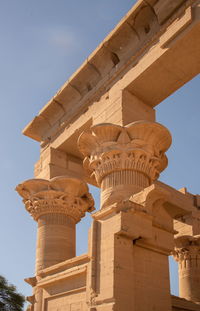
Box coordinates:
[16,0,200,310]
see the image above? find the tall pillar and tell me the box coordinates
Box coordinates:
[174,235,200,303]
[16,176,94,274]
[78,121,171,208]
[78,121,173,311]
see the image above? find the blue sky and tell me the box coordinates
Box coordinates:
[0,0,199,306]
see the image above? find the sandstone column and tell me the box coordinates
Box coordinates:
[174,235,200,303]
[78,121,173,311]
[16,176,94,274]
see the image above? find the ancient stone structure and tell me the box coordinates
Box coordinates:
[16,177,94,274]
[16,0,200,310]
[173,189,200,306]
[174,235,200,303]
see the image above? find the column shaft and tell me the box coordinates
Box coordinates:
[36,213,75,273]
[174,236,200,303]
[179,263,200,302]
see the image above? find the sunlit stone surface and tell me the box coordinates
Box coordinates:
[16,0,200,310]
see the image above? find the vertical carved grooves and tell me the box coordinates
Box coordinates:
[174,236,200,270]
[101,170,149,190]
[36,213,76,272]
[174,237,200,303]
[177,251,200,270]
[37,213,75,226]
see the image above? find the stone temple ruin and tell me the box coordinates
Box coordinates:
[16,0,200,310]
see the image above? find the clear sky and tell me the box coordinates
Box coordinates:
[0,0,199,308]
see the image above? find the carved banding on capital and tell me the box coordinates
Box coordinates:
[78,121,172,185]
[16,176,94,223]
[173,235,200,267]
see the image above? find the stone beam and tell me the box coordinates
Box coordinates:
[34,147,85,180]
[23,0,200,148]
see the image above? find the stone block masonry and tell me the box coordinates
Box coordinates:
[16,0,200,310]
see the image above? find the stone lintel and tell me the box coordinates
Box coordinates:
[42,92,155,162]
[34,147,84,179]
[130,181,194,218]
[34,145,99,186]
[23,0,200,145]
[174,210,200,237]
[174,188,200,237]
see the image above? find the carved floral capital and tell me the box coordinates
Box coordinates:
[16,176,95,223]
[173,235,200,264]
[78,121,172,185]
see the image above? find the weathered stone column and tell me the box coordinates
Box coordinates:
[174,235,200,303]
[78,121,171,208]
[79,121,173,311]
[16,176,94,274]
